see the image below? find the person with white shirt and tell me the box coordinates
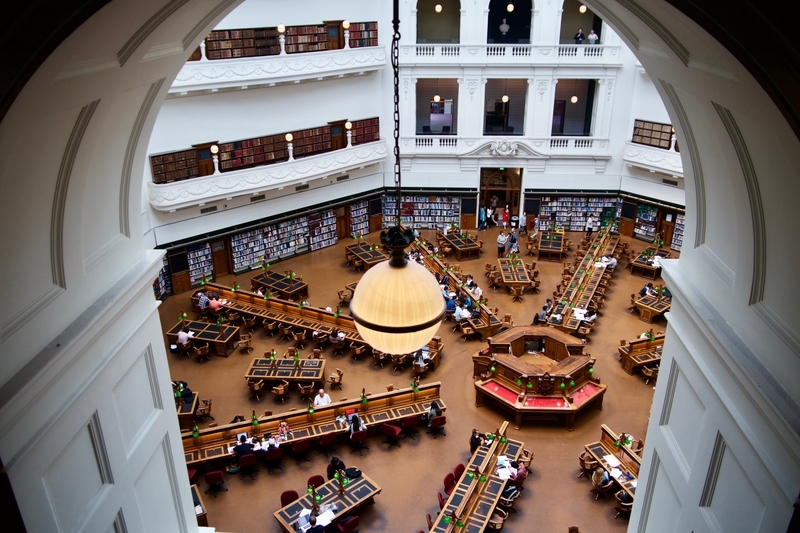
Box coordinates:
[497,231,508,257]
[177,328,194,346]
[454,305,468,322]
[314,389,332,406]
[470,285,483,300]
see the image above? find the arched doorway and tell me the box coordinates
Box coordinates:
[417,0,461,43]
[480,168,521,220]
[487,0,533,43]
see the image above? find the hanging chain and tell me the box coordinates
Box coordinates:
[392,0,402,226]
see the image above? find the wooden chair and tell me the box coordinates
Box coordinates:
[591,477,615,500]
[193,342,210,363]
[488,273,502,291]
[242,316,256,334]
[392,354,407,373]
[484,262,495,277]
[284,347,300,359]
[629,294,638,313]
[351,259,365,272]
[279,325,294,342]
[226,311,240,324]
[459,323,476,342]
[372,350,390,369]
[298,383,315,405]
[510,286,524,303]
[271,380,290,404]
[263,320,279,337]
[195,399,214,422]
[528,279,540,294]
[292,329,306,350]
[630,439,644,455]
[578,451,599,478]
[412,362,428,379]
[519,448,535,473]
[350,343,368,362]
[568,527,581,533]
[642,365,659,385]
[478,239,484,254]
[501,313,514,329]
[247,379,266,402]
[328,368,344,390]
[330,337,346,358]
[308,348,322,359]
[614,492,634,519]
[338,290,352,307]
[237,334,253,355]
[487,508,508,531]
[177,338,193,358]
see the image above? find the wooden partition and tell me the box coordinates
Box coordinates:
[618,333,664,374]
[182,382,443,466]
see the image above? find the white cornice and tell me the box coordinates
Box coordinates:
[168,46,387,95]
[148,141,387,211]
[623,141,684,176]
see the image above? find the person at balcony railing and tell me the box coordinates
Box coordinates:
[587,29,598,45]
[574,28,585,45]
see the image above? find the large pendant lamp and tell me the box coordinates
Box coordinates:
[349,0,446,355]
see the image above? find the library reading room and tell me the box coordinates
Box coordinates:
[2,1,799,533]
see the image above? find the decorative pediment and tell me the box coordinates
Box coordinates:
[462,139,547,158]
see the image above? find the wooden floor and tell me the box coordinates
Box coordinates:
[159,226,674,533]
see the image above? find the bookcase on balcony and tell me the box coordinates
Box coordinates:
[217,134,288,172]
[291,126,332,157]
[204,27,280,60]
[150,149,199,184]
[284,25,328,54]
[351,117,380,145]
[382,195,461,229]
[309,210,338,250]
[350,200,370,237]
[348,22,378,48]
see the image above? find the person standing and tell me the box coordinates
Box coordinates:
[479,206,487,230]
[587,29,598,44]
[519,211,527,234]
[574,28,585,44]
[585,214,594,238]
[507,229,518,255]
[469,429,485,453]
[502,205,510,229]
[497,231,508,257]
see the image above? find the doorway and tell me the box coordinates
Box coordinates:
[480,168,522,222]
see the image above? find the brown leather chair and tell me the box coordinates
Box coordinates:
[338,290,352,307]
[242,315,256,334]
[350,343,368,361]
[578,451,599,478]
[247,379,266,401]
[292,329,306,350]
[308,348,322,359]
[328,368,344,390]
[298,383,315,405]
[193,342,210,363]
[271,380,290,403]
[238,333,253,355]
[263,320,279,337]
[194,399,214,422]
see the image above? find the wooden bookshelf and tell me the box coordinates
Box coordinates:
[230,228,267,273]
[671,213,685,251]
[204,27,280,60]
[634,203,658,241]
[153,255,172,300]
[351,117,380,145]
[348,22,378,48]
[288,126,332,158]
[217,134,288,172]
[188,243,213,283]
[264,216,309,261]
[150,149,198,184]
[284,25,328,54]
[309,209,338,250]
[537,196,621,232]
[383,195,460,229]
[349,200,369,237]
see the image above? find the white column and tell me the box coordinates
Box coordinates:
[529,73,557,138]
[592,76,615,138]
[456,74,486,138]
[403,76,417,138]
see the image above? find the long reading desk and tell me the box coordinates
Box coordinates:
[251,270,309,301]
[618,333,664,374]
[166,320,240,357]
[634,294,671,323]
[584,424,641,499]
[244,358,326,384]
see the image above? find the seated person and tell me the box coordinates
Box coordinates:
[233,435,254,456]
[469,429,485,453]
[649,255,662,268]
[592,467,610,487]
[639,283,656,297]
[277,421,292,439]
[532,305,548,325]
[605,255,618,269]
[176,327,194,347]
[662,287,672,299]
[414,348,430,367]
[571,305,589,321]
[208,297,223,312]
[470,284,483,300]
[327,456,347,480]
[427,400,443,426]
[314,389,332,406]
[440,273,450,286]
[253,287,263,296]
[464,275,475,288]
[544,298,554,313]
[454,304,468,322]
[617,489,634,504]
[508,460,528,481]
[445,297,456,312]
[462,296,473,309]
[347,413,363,438]
[264,434,279,449]
[579,309,597,330]
[306,515,325,533]
[470,307,482,319]
[197,291,210,310]
[441,286,451,300]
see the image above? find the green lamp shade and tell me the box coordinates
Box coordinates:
[308,408,314,414]
[334,473,340,479]
[444,516,452,524]
[569,380,575,387]
[480,475,487,482]
[362,398,368,404]
[588,367,594,374]
[560,382,566,389]
[307,488,313,494]
[614,440,621,447]
[500,437,507,443]
[467,472,475,478]
[315,495,321,502]
[343,478,348,485]
[516,379,522,386]
[527,382,532,388]
[457,521,464,528]
[490,366,496,372]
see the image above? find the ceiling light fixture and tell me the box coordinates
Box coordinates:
[435,4,442,12]
[579,4,587,13]
[507,2,515,12]
[350,0,445,355]
[433,78,441,103]
[502,78,509,103]
[570,79,579,104]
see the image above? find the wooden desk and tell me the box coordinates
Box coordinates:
[251,270,309,301]
[443,233,481,261]
[346,242,389,269]
[245,358,326,385]
[547,231,619,332]
[166,320,240,357]
[191,484,208,527]
[177,392,199,430]
[630,247,670,280]
[182,382,444,466]
[274,474,381,533]
[537,232,564,262]
[619,334,664,374]
[496,258,531,288]
[430,421,523,533]
[584,425,641,499]
[635,295,671,323]
[204,283,365,345]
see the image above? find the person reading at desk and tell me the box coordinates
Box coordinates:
[464,274,475,288]
[314,389,332,406]
[592,467,610,487]
[208,297,223,313]
[616,489,634,503]
[197,290,210,310]
[454,304,468,322]
[176,327,194,347]
[278,421,292,440]
[427,400,443,427]
[306,515,325,533]
[639,283,656,297]
[414,348,430,371]
[470,284,483,300]
[347,413,363,438]
[532,305,548,325]
[445,297,456,313]
[508,460,528,481]
[579,309,597,330]
[327,457,346,480]
[233,435,254,456]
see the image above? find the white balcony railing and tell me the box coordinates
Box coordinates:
[148,140,388,211]
[622,141,683,177]
[169,46,387,95]
[403,135,609,158]
[400,44,621,66]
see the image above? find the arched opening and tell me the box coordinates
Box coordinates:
[559,0,603,44]
[487,0,533,44]
[417,0,461,43]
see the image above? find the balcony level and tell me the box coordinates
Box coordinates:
[168,46,387,96]
[399,43,621,67]
[148,140,387,211]
[622,141,683,178]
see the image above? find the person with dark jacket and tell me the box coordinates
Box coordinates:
[470,429,485,453]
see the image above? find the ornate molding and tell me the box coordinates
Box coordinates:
[537,80,549,102]
[623,141,684,175]
[170,47,387,94]
[148,141,388,211]
[467,79,478,100]
[462,139,547,158]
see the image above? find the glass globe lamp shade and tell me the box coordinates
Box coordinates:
[435,4,442,12]
[285,133,293,142]
[345,121,353,130]
[579,4,587,13]
[210,144,219,155]
[342,20,350,29]
[277,24,286,34]
[351,244,444,355]
[501,94,509,103]
[570,95,578,104]
[433,94,441,103]
[507,3,514,12]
